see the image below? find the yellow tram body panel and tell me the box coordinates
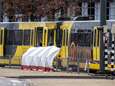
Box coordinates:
[58,22,73,67]
[11,46,33,64]
[93,47,100,61]
[19,22,44,29]
[93,27,100,61]
[79,63,100,70]
[0,59,9,64]
[89,64,100,70]
[0,45,4,56]
[0,46,33,65]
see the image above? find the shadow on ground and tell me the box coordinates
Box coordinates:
[7,74,115,80]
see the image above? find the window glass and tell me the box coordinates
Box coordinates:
[6,30,31,45]
[56,28,62,47]
[48,30,54,46]
[0,30,2,44]
[66,30,68,46]
[6,30,16,45]
[62,30,65,46]
[97,30,100,46]
[70,30,92,47]
[106,2,110,20]
[7,30,23,45]
[23,30,31,45]
[88,2,95,20]
[15,30,23,45]
[93,30,96,46]
[36,28,43,46]
[70,33,77,46]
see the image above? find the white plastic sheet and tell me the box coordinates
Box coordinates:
[0,77,30,86]
[30,47,45,66]
[21,46,60,68]
[46,46,60,68]
[21,47,36,66]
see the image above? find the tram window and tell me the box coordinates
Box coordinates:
[23,30,31,45]
[77,30,92,47]
[91,31,93,46]
[97,30,99,46]
[36,28,43,46]
[56,29,62,47]
[15,30,23,45]
[6,30,15,45]
[93,30,96,46]
[0,30,2,44]
[66,30,68,46]
[48,30,54,46]
[6,30,23,45]
[30,30,33,45]
[87,33,92,46]
[70,33,77,46]
[77,32,83,46]
[63,30,65,46]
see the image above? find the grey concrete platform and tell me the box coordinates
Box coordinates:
[0,67,115,86]
[0,67,114,79]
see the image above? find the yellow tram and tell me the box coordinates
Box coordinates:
[0,22,115,71]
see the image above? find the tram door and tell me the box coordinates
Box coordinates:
[0,28,5,56]
[93,27,101,61]
[45,23,57,46]
[47,29,56,46]
[34,27,44,47]
[62,29,69,58]
[58,29,70,67]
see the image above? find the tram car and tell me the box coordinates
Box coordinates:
[0,21,115,72]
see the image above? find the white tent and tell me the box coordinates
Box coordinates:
[45,46,60,68]
[21,47,36,66]
[21,46,60,69]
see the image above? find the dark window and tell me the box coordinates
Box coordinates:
[15,30,23,45]
[93,30,96,46]
[56,28,62,47]
[70,33,77,46]
[48,30,54,46]
[88,2,95,20]
[97,30,100,46]
[106,2,110,20]
[23,30,31,45]
[6,30,23,45]
[0,30,3,44]
[6,30,31,45]
[30,30,33,45]
[66,30,68,46]
[63,30,65,46]
[36,28,43,46]
[6,30,16,45]
[71,30,92,47]
[75,2,82,16]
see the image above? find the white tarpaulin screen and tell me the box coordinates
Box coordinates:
[21,46,60,68]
